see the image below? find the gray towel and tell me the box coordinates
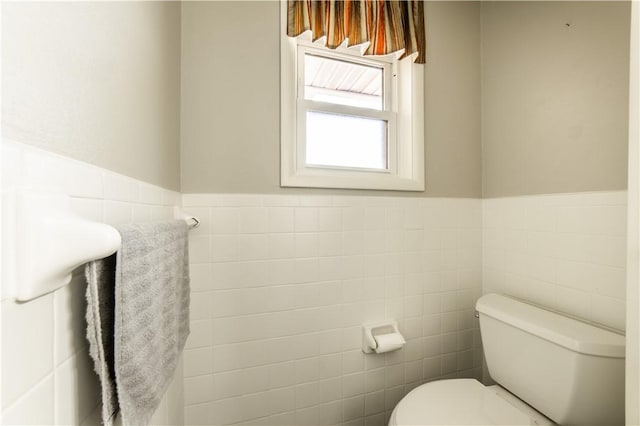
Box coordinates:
[85,220,190,426]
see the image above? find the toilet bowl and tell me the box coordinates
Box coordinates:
[389,294,625,426]
[389,379,554,426]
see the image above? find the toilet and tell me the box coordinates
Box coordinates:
[390,294,625,426]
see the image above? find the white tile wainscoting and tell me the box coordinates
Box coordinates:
[0,141,184,425]
[182,194,484,426]
[0,140,628,426]
[483,192,627,331]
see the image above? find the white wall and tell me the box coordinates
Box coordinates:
[0,141,184,425]
[181,194,483,426]
[483,191,627,332]
[626,1,640,423]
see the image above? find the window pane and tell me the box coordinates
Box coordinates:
[304,54,383,110]
[305,111,387,170]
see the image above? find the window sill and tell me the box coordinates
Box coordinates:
[281,168,425,191]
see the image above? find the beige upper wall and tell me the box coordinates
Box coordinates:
[425,1,482,198]
[2,1,630,197]
[2,1,182,191]
[481,1,630,198]
[180,1,482,197]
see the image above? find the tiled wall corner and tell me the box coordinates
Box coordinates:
[0,140,183,425]
[483,191,628,331]
[182,194,484,426]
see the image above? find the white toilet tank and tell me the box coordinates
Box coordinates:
[476,294,625,426]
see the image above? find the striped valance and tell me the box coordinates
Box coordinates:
[286,0,426,64]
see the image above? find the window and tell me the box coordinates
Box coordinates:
[300,48,394,172]
[280,3,425,191]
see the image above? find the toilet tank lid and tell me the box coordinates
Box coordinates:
[476,294,625,358]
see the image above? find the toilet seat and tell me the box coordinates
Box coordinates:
[389,379,554,426]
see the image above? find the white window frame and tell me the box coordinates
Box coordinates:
[280,2,425,191]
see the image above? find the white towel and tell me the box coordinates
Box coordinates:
[85,220,190,426]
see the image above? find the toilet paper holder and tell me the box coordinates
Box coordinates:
[362,320,406,354]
